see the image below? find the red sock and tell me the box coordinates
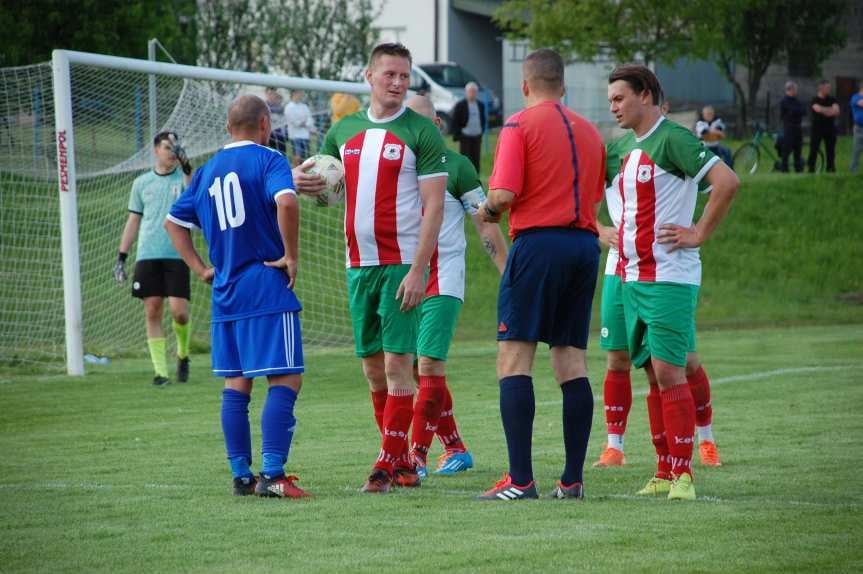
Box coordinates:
[370,389,387,435]
[646,383,671,479]
[603,370,632,436]
[374,390,414,475]
[661,384,696,478]
[410,375,446,462]
[687,365,713,428]
[435,383,466,452]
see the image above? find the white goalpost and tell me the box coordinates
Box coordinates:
[1,50,369,375]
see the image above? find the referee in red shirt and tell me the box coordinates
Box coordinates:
[477,49,606,501]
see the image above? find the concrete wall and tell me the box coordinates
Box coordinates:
[447,6,503,98]
[375,0,448,64]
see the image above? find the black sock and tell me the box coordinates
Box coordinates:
[499,375,535,485]
[560,377,593,485]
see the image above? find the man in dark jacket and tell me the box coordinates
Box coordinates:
[779,81,805,173]
[809,79,839,173]
[451,82,485,172]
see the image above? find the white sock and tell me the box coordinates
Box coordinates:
[608,434,624,451]
[697,424,714,443]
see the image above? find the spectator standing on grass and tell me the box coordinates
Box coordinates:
[849,84,863,173]
[285,90,315,164]
[695,105,734,169]
[451,82,485,172]
[779,81,805,173]
[114,131,194,386]
[809,79,839,173]
[476,48,605,501]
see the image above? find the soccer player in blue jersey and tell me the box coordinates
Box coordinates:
[165,95,310,498]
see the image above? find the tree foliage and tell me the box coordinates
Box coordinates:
[708,0,848,130]
[196,0,381,79]
[495,0,708,67]
[495,0,849,132]
[0,0,197,67]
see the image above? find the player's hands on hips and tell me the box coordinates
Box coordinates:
[657,224,701,252]
[395,268,424,312]
[292,159,327,196]
[113,260,127,283]
[264,256,298,289]
[197,267,215,284]
[597,225,619,249]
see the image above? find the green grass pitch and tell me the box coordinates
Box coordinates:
[1,324,861,573]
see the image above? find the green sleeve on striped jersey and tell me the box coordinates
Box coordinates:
[320,122,340,159]
[605,140,620,186]
[664,124,718,182]
[449,153,481,200]
[415,117,448,178]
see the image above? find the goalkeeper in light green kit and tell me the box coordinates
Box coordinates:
[114,131,194,385]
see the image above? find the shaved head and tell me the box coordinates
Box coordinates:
[406,94,436,120]
[228,94,270,134]
[524,49,564,94]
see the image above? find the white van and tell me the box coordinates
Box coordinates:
[409,62,501,134]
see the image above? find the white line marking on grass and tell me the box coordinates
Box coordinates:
[532,364,857,406]
[0,483,190,490]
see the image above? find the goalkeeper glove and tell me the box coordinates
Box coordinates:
[168,133,193,175]
[113,252,128,283]
[174,143,192,175]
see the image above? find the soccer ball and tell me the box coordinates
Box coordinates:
[302,154,344,207]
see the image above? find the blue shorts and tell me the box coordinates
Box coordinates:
[211,311,304,378]
[497,228,599,348]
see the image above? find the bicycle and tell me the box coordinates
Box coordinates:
[733,124,824,175]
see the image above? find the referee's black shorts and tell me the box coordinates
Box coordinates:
[131,258,191,300]
[496,227,599,348]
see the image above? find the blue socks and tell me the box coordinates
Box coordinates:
[221,389,252,478]
[261,385,298,478]
[499,375,535,486]
[560,377,593,485]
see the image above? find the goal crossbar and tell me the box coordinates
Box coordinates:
[51,49,368,375]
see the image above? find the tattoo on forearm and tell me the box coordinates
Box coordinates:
[483,238,497,257]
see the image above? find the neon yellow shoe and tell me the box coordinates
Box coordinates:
[636,476,671,496]
[667,472,696,501]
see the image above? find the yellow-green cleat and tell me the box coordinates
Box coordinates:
[667,472,696,501]
[636,476,672,496]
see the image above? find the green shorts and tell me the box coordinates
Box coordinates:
[416,295,462,361]
[599,274,628,351]
[347,264,419,357]
[621,282,699,368]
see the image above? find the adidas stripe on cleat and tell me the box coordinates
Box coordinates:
[476,474,538,501]
[232,475,257,496]
[433,450,474,475]
[255,474,311,498]
[547,480,584,499]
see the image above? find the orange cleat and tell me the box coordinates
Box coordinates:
[699,440,722,466]
[592,446,626,467]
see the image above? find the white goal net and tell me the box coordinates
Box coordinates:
[0,51,367,373]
